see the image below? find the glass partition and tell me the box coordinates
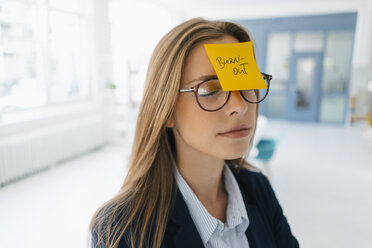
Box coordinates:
[266,32,291,91]
[294,32,323,52]
[322,31,354,92]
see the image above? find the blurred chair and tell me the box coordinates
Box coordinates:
[255,138,277,180]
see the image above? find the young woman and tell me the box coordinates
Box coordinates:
[90,18,299,248]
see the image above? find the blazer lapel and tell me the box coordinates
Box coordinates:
[163,170,276,248]
[235,171,276,248]
[244,199,275,247]
[164,189,205,248]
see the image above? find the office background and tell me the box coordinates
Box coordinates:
[0,0,371,247]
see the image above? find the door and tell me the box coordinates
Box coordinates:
[287,53,322,122]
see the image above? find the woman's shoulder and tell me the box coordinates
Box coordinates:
[234,167,300,247]
[234,167,272,190]
[89,203,115,247]
[90,200,132,248]
[232,166,280,207]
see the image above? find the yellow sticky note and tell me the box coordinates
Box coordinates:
[204,41,267,91]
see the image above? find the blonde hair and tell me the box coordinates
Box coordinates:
[90,17,261,248]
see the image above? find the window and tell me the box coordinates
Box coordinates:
[0,0,93,112]
[322,31,354,92]
[109,0,172,107]
[266,32,291,91]
[265,32,291,118]
[294,32,323,52]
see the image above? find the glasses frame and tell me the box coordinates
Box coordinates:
[179,72,272,112]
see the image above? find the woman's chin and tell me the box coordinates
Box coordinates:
[221,151,248,160]
[219,146,250,160]
[224,155,245,160]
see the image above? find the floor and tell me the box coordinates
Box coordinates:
[0,119,371,248]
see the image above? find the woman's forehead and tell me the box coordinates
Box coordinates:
[181,35,240,88]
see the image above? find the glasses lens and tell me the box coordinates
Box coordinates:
[241,75,269,103]
[197,79,228,111]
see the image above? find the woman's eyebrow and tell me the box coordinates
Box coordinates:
[186,74,218,86]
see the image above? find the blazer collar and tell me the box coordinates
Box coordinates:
[166,169,275,248]
[234,169,276,248]
[168,189,205,248]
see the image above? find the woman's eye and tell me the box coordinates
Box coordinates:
[198,89,219,97]
[197,79,222,97]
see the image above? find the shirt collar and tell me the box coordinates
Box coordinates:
[223,164,250,234]
[174,163,249,244]
[175,166,217,244]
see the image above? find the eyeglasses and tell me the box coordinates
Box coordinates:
[179,72,272,112]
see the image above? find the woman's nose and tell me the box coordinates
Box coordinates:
[224,91,248,116]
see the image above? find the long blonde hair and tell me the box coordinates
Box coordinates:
[90,17,261,248]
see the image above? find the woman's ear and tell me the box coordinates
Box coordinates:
[165,116,175,128]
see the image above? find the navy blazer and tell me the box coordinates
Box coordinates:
[93,168,299,248]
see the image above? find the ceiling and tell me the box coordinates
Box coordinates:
[140,0,369,20]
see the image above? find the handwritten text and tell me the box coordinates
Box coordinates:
[216,55,245,69]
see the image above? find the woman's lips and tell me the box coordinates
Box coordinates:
[218,126,251,138]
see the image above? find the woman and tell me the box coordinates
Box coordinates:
[90,18,299,248]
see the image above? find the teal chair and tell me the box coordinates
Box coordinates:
[256,138,277,179]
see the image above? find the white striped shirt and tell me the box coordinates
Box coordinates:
[175,164,250,248]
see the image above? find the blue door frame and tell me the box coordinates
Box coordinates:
[236,13,357,124]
